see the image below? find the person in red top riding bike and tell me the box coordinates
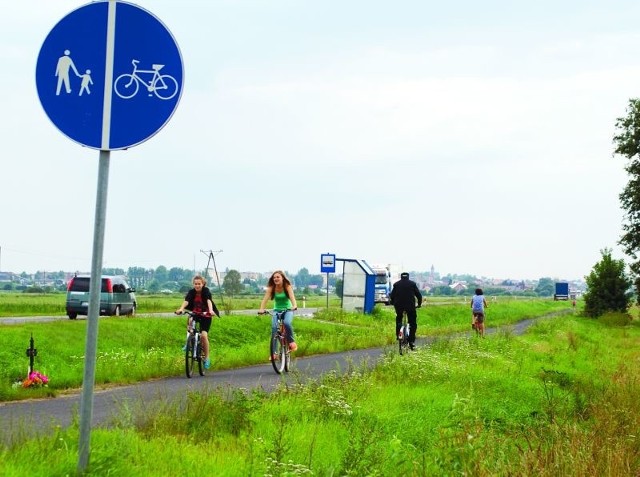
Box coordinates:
[176,275,220,369]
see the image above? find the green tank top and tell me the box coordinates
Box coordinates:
[274,291,292,311]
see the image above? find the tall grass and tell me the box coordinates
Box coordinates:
[0,315,638,476]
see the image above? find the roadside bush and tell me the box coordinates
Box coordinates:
[23,287,45,294]
[598,311,632,327]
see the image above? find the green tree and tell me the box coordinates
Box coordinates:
[127,267,148,289]
[295,268,310,288]
[154,266,168,284]
[147,279,160,293]
[309,274,324,287]
[535,277,555,297]
[168,267,190,282]
[102,268,125,276]
[430,285,454,296]
[335,278,343,298]
[613,98,640,299]
[583,248,632,317]
[222,270,243,296]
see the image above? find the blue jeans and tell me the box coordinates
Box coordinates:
[272,310,295,343]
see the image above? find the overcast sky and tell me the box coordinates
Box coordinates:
[1,0,637,280]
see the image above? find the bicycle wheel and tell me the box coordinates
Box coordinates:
[399,325,409,355]
[197,340,204,376]
[185,336,195,378]
[114,74,139,99]
[270,333,285,374]
[153,74,179,100]
[284,344,291,372]
[401,337,410,355]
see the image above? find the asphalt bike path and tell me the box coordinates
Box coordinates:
[0,310,573,445]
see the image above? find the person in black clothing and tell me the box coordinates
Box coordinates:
[390,272,422,349]
[176,275,220,369]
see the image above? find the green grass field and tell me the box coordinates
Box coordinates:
[0,291,342,317]
[2,298,638,476]
[0,298,571,401]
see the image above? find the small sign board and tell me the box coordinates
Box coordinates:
[320,253,336,273]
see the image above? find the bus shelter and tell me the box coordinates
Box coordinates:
[337,258,375,314]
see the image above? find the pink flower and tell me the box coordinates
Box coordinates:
[22,371,49,388]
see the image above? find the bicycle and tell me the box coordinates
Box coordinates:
[177,310,209,378]
[114,59,179,100]
[259,309,292,374]
[472,311,486,338]
[398,311,411,355]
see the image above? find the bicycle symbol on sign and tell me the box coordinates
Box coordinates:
[114,59,179,100]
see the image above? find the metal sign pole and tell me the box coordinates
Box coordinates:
[326,273,329,309]
[78,150,110,472]
[35,1,183,471]
[320,253,336,310]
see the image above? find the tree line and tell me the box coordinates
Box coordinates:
[107,266,331,296]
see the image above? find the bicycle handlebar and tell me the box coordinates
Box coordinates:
[257,309,295,315]
[176,310,212,318]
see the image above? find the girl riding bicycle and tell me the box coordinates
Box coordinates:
[176,275,220,369]
[471,288,488,338]
[259,270,299,352]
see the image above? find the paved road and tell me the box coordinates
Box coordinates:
[0,346,385,445]
[0,310,572,445]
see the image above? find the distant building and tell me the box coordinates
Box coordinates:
[450,282,467,293]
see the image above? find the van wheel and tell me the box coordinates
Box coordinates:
[127,304,136,317]
[68,312,78,320]
[115,305,121,317]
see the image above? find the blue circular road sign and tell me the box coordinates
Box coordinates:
[36,1,184,150]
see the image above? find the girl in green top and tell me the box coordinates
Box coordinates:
[259,270,299,351]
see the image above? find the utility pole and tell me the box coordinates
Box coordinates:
[201,249,224,307]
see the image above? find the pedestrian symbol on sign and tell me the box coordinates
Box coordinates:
[55,49,93,97]
[79,70,93,96]
[55,49,80,95]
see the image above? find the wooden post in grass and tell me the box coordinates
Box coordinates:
[25,333,37,376]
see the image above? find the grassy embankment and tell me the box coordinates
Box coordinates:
[3,299,636,476]
[0,297,569,402]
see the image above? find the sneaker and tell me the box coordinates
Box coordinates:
[204,358,211,369]
[289,342,298,352]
